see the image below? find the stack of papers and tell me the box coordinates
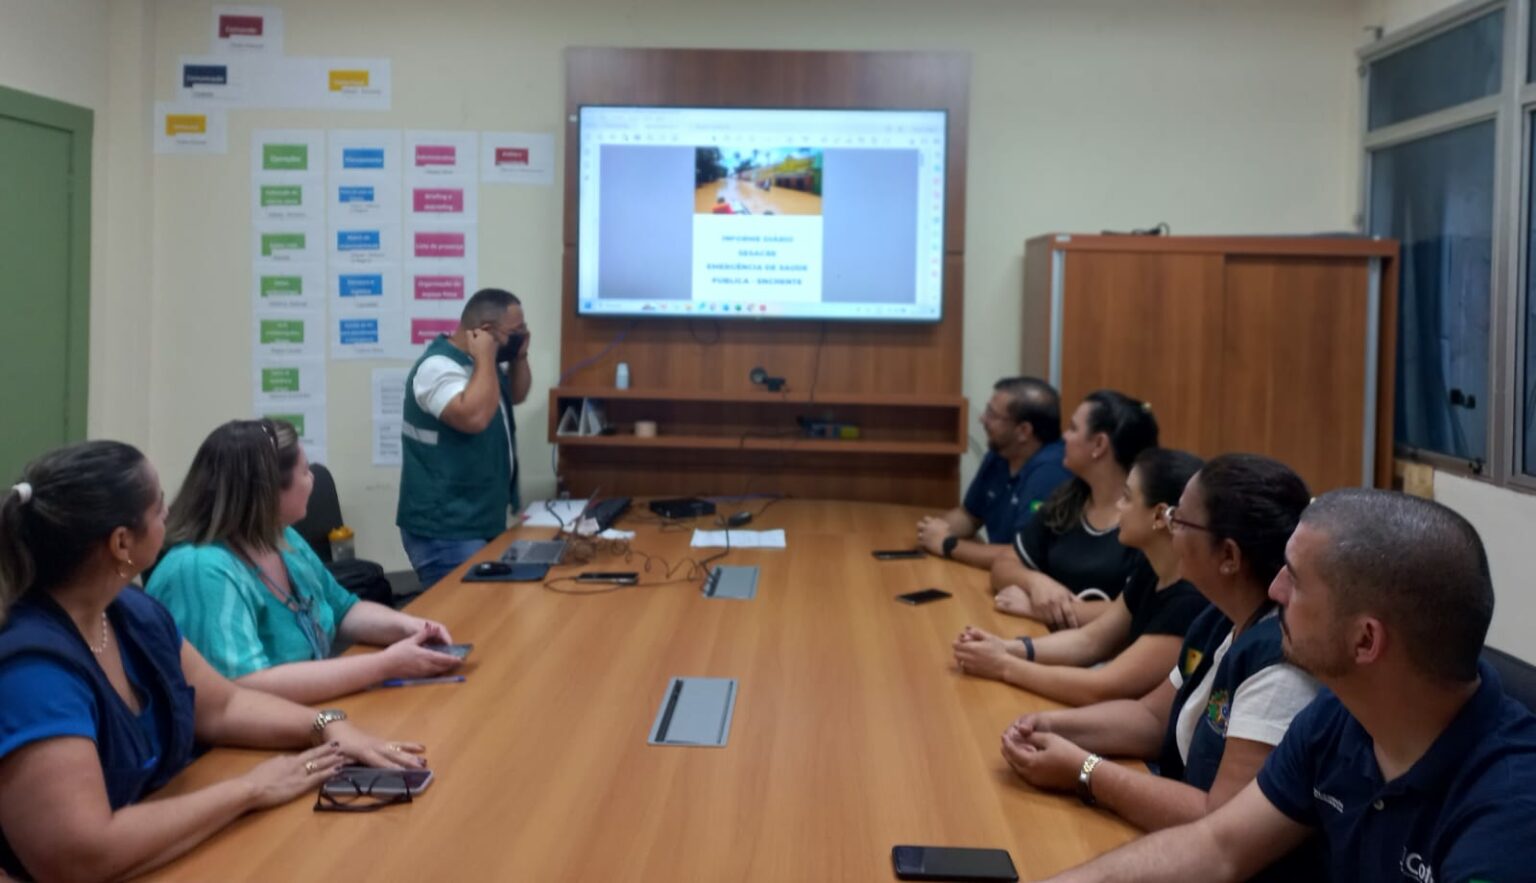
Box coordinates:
[690,530,786,549]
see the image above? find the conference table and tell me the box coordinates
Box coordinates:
[146,500,1140,881]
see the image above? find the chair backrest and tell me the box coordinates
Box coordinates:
[293,463,344,563]
[1484,645,1536,714]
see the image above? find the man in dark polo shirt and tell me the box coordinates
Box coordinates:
[917,377,1069,570]
[1036,489,1536,883]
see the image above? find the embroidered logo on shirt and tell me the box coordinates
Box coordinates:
[1182,648,1204,677]
[1312,788,1344,812]
[1030,500,1043,512]
[1203,688,1231,736]
[1400,850,1434,883]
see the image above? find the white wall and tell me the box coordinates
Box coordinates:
[118,0,1364,575]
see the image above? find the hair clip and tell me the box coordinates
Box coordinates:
[10,482,32,505]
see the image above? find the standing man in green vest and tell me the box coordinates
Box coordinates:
[397,288,531,588]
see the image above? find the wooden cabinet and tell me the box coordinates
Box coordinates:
[1022,235,1399,493]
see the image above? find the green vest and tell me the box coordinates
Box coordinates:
[395,335,518,539]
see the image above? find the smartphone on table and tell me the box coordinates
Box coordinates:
[895,588,952,605]
[891,845,1019,881]
[873,549,925,560]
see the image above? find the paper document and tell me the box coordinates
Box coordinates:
[690,530,786,549]
[521,499,591,528]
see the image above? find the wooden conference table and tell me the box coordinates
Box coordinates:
[147,500,1139,881]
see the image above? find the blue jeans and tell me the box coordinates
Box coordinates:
[399,529,488,590]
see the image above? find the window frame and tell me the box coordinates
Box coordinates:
[1359,0,1536,493]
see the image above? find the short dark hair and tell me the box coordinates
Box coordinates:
[460,288,522,329]
[1196,454,1311,588]
[1301,489,1493,683]
[0,441,158,622]
[1133,448,1204,509]
[993,376,1061,444]
[166,419,299,554]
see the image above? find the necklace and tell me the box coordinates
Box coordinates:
[89,612,109,655]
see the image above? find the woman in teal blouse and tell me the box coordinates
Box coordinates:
[148,420,462,704]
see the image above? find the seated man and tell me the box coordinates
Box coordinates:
[1037,489,1536,883]
[917,377,1069,569]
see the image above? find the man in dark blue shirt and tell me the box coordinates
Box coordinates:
[917,377,1069,570]
[1034,489,1536,883]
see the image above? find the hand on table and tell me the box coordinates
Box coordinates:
[325,720,427,770]
[953,626,1013,681]
[916,517,951,556]
[381,626,463,680]
[241,743,346,809]
[994,585,1034,617]
[1001,728,1090,794]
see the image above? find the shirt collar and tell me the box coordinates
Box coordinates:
[1383,660,1504,795]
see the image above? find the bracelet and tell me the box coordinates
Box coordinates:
[1018,636,1036,661]
[1077,753,1105,806]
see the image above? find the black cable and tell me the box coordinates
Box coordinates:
[556,319,639,386]
[806,320,828,403]
[689,319,723,345]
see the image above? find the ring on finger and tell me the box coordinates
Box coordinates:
[304,760,317,773]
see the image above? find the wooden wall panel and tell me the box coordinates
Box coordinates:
[1219,257,1370,493]
[1057,251,1226,458]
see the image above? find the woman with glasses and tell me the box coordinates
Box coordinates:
[995,454,1321,877]
[148,420,461,704]
[990,390,1158,629]
[952,448,1210,706]
[0,440,424,881]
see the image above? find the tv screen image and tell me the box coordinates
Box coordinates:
[577,106,946,322]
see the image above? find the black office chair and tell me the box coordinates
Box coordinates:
[294,464,418,607]
[1484,646,1536,714]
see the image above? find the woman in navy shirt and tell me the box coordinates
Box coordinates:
[998,455,1320,877]
[0,441,425,882]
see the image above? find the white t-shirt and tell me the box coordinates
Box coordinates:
[1167,612,1320,764]
[412,355,516,477]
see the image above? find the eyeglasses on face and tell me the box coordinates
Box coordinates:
[1165,505,1214,534]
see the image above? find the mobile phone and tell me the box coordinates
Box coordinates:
[576,571,639,584]
[891,846,1019,882]
[425,642,473,660]
[895,588,952,605]
[873,549,925,560]
[321,766,435,798]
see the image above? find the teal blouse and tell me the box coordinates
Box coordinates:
[147,527,360,679]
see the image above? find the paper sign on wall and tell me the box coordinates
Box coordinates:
[481,132,556,186]
[212,5,284,55]
[252,264,325,313]
[154,103,228,154]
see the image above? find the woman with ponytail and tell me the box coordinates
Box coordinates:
[990,389,1159,629]
[0,441,424,882]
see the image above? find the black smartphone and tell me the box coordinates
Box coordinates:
[891,846,1019,882]
[576,571,639,584]
[873,549,925,560]
[896,588,952,605]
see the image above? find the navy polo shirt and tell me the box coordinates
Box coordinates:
[1256,660,1536,883]
[962,440,1070,543]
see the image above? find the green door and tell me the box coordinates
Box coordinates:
[0,86,91,483]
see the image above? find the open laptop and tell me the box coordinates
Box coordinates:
[500,489,600,565]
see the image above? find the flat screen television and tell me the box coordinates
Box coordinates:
[576,105,947,322]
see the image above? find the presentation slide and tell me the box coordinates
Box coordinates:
[578,107,945,322]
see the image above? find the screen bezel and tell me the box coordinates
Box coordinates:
[575,103,949,325]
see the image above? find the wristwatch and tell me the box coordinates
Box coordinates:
[312,708,348,742]
[941,536,960,559]
[1077,753,1105,806]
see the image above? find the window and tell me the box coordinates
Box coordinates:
[1367,10,1503,129]
[1369,123,1496,461]
[1364,0,1536,491]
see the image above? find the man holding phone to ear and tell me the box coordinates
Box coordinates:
[397,288,531,588]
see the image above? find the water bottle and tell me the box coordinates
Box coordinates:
[327,526,356,562]
[615,362,631,390]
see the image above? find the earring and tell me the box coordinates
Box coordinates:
[116,556,136,580]
[1220,563,1236,576]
